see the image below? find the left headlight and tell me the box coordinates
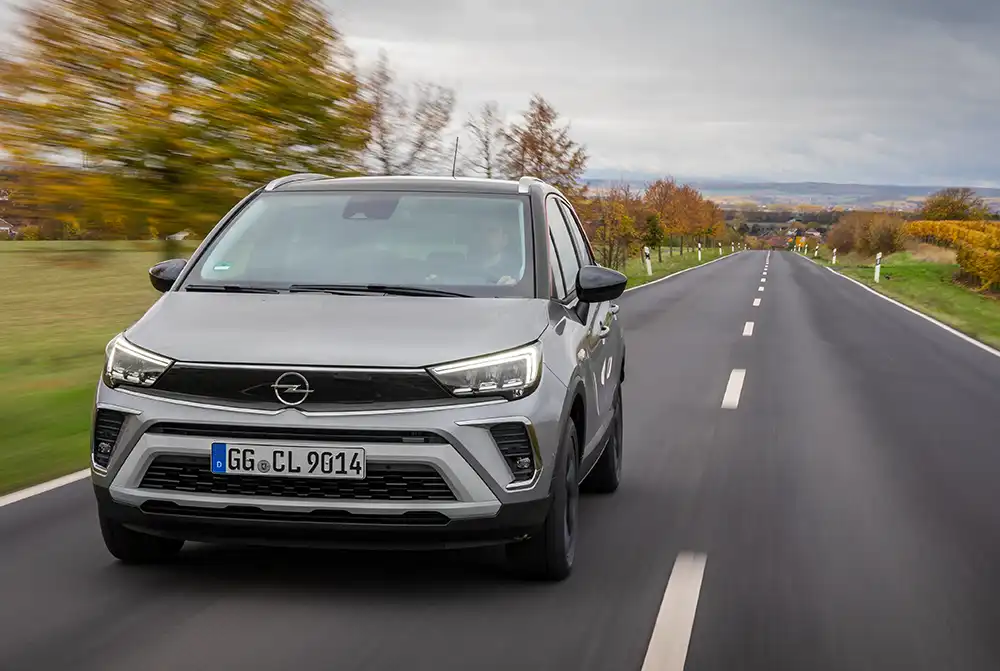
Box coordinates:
[102,334,173,388]
[429,342,542,400]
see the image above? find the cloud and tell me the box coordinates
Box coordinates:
[330,0,1000,185]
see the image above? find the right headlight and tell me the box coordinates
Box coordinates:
[102,334,173,389]
[429,342,542,400]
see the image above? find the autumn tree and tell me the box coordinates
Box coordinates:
[642,213,664,262]
[644,178,680,255]
[919,187,991,221]
[463,101,504,178]
[587,184,638,270]
[364,52,456,176]
[499,95,588,197]
[0,0,372,237]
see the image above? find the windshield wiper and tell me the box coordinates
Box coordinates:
[287,283,470,298]
[184,284,280,294]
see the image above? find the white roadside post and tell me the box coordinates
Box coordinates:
[697,241,702,262]
[643,245,652,276]
[718,242,722,256]
[731,242,735,253]
[813,246,818,258]
[874,251,883,283]
[832,248,837,265]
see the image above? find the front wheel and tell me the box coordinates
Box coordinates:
[582,388,623,494]
[506,421,580,581]
[99,514,184,564]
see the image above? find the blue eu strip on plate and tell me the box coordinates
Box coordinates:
[211,442,227,473]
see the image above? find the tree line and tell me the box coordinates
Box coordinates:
[0,0,732,266]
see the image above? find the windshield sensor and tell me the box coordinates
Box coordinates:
[184,284,280,294]
[287,283,470,298]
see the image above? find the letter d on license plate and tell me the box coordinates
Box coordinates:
[210,442,366,479]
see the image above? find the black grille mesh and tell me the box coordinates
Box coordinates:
[489,422,535,482]
[92,409,126,469]
[140,455,456,501]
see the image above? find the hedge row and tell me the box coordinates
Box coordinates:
[905,220,1000,290]
[956,245,1000,291]
[905,220,1000,251]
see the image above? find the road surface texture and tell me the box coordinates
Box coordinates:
[3,250,1000,671]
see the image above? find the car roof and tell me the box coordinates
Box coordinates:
[266,174,548,196]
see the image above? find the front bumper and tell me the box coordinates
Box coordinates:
[95,485,551,550]
[92,370,567,548]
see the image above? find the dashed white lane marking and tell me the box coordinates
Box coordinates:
[721,369,746,409]
[761,278,766,283]
[758,286,765,292]
[641,553,708,671]
[753,298,761,307]
[0,470,90,509]
[743,321,754,336]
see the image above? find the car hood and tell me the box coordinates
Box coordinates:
[125,293,551,368]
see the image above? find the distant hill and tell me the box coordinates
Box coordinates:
[582,173,1000,211]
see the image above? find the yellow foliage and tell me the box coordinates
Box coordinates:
[906,220,1000,289]
[905,220,1000,250]
[956,245,1000,290]
[0,0,371,238]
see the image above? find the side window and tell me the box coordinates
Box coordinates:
[546,197,580,296]
[558,200,594,266]
[548,232,567,299]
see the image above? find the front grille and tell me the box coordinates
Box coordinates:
[490,422,536,482]
[140,455,457,501]
[148,364,452,409]
[92,409,126,469]
[145,423,445,444]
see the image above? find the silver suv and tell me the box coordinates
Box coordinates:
[92,175,627,580]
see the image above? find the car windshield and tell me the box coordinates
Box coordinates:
[184,191,534,297]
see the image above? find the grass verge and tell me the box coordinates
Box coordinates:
[0,241,197,495]
[623,247,737,288]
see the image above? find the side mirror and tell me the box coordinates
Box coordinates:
[149,258,187,293]
[576,265,627,303]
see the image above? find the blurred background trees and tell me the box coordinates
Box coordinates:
[0,0,740,260]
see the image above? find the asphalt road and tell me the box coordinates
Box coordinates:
[3,250,1000,671]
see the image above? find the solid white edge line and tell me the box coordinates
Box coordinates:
[0,469,90,509]
[825,267,1000,360]
[641,552,708,671]
[753,298,761,306]
[721,369,746,409]
[743,321,754,336]
[624,251,745,293]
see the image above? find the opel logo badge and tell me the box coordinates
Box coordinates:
[271,371,313,406]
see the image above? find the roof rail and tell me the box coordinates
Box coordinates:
[517,176,544,194]
[264,173,332,192]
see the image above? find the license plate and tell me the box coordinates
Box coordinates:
[211,442,366,479]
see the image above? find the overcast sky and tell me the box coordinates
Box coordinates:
[331,0,1000,186]
[1,0,997,185]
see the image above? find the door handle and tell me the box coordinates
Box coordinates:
[597,323,611,339]
[609,303,620,315]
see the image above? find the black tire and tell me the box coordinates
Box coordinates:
[99,514,184,564]
[582,387,623,494]
[506,421,580,581]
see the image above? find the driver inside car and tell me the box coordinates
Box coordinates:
[478,218,521,285]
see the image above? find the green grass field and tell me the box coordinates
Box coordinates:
[0,241,733,495]
[0,241,197,494]
[820,250,1000,350]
